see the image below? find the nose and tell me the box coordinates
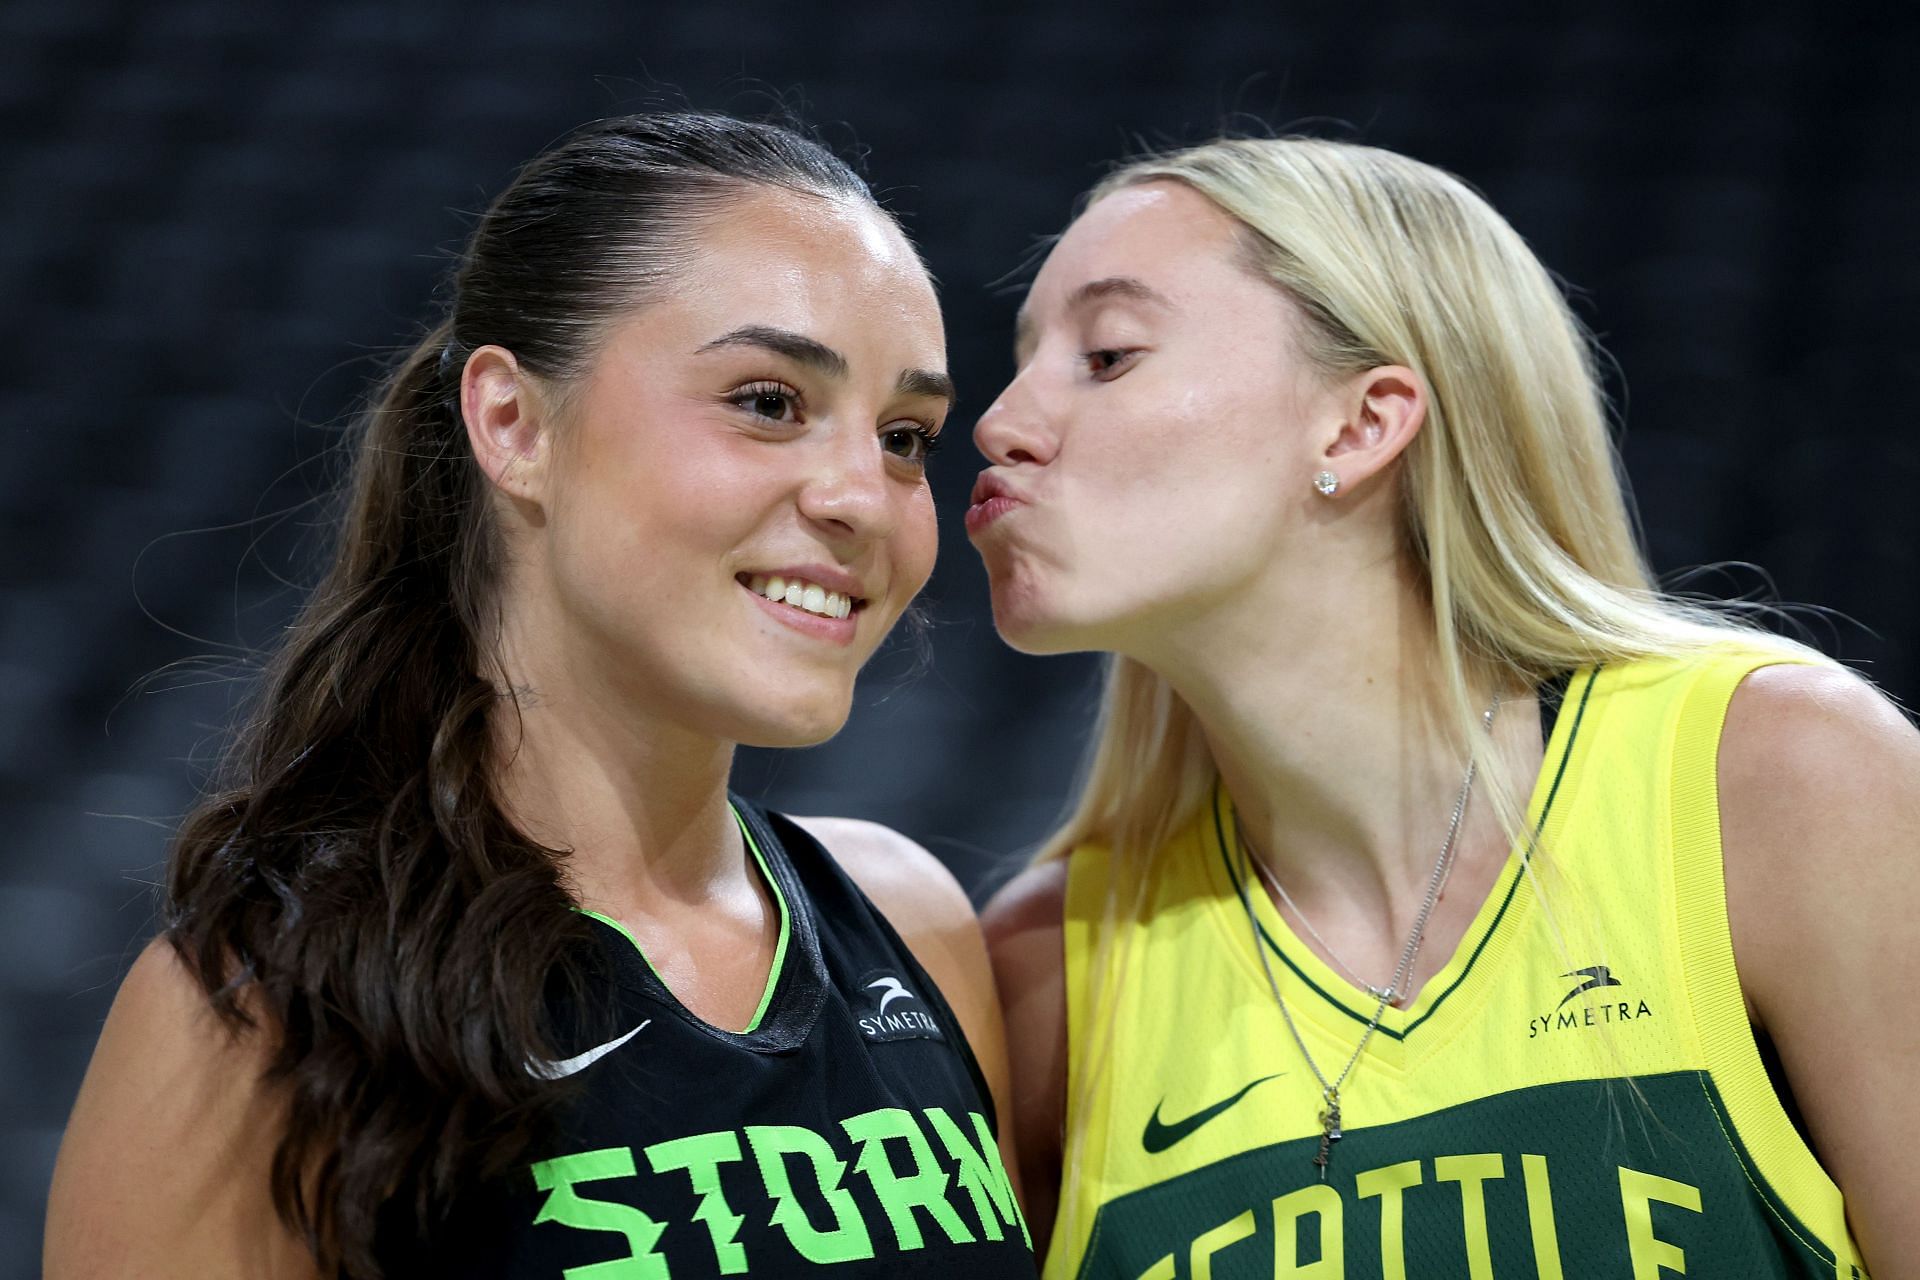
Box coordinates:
[973,370,1058,467]
[795,428,897,542]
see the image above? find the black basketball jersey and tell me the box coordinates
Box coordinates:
[384,798,1037,1278]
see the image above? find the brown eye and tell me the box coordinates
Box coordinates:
[880,422,941,466]
[730,382,802,422]
[1084,349,1138,379]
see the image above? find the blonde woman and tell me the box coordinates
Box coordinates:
[970,137,1915,1278]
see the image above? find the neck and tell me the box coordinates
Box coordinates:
[487,600,744,914]
[1138,554,1530,928]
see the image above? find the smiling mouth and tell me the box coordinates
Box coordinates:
[738,573,863,621]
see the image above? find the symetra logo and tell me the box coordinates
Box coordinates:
[1528,965,1653,1039]
[1558,965,1622,1008]
[855,969,943,1043]
[1142,1075,1283,1154]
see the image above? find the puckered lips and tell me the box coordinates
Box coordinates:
[737,564,869,646]
[964,470,1024,537]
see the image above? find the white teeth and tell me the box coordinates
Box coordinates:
[747,574,857,621]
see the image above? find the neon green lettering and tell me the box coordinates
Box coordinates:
[842,1106,974,1251]
[644,1129,748,1274]
[528,1147,668,1280]
[745,1124,876,1264]
[923,1107,1031,1247]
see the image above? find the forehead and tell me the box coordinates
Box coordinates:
[670,187,945,360]
[1020,181,1249,339]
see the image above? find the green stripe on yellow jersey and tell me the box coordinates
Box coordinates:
[1050,649,1867,1279]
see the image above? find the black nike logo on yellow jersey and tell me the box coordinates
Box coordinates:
[1141,1074,1282,1154]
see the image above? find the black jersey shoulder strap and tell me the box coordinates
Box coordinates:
[744,801,1000,1136]
[695,795,830,1052]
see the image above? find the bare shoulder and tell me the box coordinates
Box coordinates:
[1718,662,1919,919]
[1718,660,1920,1268]
[982,857,1070,953]
[1718,661,1919,1005]
[791,815,975,941]
[46,937,314,1277]
[980,857,1071,1255]
[979,857,1070,1059]
[1720,661,1916,784]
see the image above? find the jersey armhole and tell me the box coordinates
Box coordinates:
[895,923,999,1137]
[1667,652,1866,1273]
[1047,843,1118,1280]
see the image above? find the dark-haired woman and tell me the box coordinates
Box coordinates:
[47,115,1035,1279]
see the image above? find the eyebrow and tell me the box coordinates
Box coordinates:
[697,324,954,406]
[698,325,849,378]
[1014,275,1174,361]
[896,367,956,406]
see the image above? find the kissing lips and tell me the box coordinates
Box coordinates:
[965,471,1024,536]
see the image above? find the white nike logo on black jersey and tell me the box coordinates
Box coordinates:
[526,1019,651,1081]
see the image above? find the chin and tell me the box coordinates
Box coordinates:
[726,692,855,750]
[984,561,1095,654]
[986,569,1103,654]
[989,597,1093,657]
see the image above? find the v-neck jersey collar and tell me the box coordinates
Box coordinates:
[1199,667,1600,1060]
[578,797,829,1054]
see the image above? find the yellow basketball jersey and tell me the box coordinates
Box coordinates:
[1051,651,1868,1279]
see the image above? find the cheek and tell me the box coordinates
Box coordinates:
[1074,400,1263,538]
[898,488,939,591]
[1064,403,1285,592]
[548,428,756,601]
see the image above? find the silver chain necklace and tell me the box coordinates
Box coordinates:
[1232,694,1498,1179]
[1248,850,1427,1005]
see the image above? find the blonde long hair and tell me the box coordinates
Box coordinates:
[1040,135,1811,869]
[1038,136,1821,1258]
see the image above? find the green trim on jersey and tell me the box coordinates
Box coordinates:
[1214,669,1597,1042]
[574,802,793,1036]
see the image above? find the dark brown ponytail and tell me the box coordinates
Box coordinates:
[163,113,879,1277]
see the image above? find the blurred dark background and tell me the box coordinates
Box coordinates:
[4,0,1916,1267]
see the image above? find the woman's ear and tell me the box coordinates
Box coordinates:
[1316,364,1427,493]
[460,345,552,507]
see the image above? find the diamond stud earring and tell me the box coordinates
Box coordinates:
[1312,470,1340,497]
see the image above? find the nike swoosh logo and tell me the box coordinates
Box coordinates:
[1142,1074,1283,1154]
[526,1019,651,1081]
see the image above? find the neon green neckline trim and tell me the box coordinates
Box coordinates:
[574,802,791,1036]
